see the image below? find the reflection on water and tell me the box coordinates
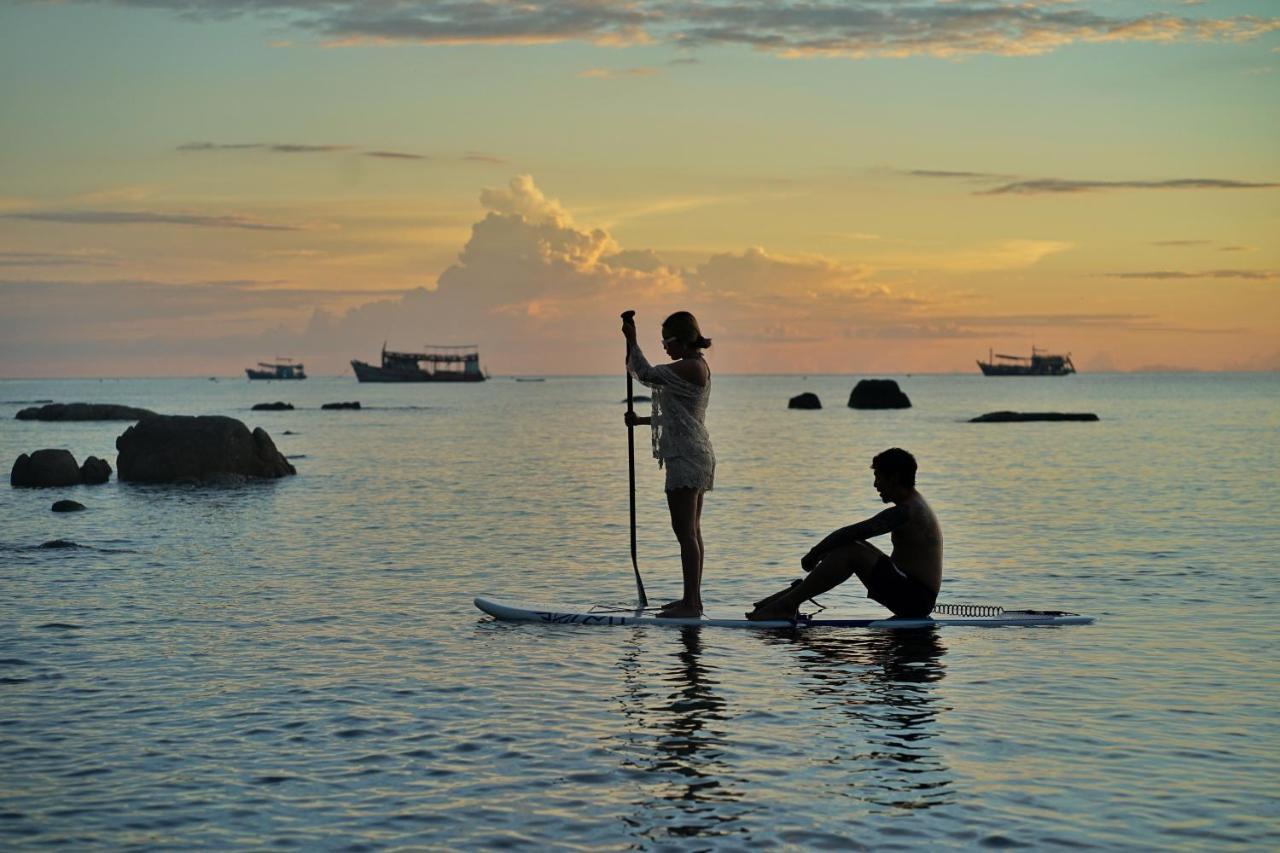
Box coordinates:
[618,627,747,843]
[762,628,953,813]
[617,626,950,844]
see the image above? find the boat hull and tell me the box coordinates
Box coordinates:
[977,361,1073,376]
[350,359,486,383]
[246,369,306,380]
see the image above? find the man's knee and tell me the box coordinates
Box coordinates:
[820,542,881,573]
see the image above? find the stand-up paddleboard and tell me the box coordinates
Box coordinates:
[474,597,1094,629]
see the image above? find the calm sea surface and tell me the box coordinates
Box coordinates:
[2,372,1277,849]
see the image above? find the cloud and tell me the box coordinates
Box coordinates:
[981,177,1278,195]
[179,142,353,154]
[179,141,496,164]
[60,2,1280,59]
[576,67,660,79]
[0,251,119,268]
[364,150,429,160]
[1106,269,1278,280]
[462,152,508,165]
[908,170,1279,195]
[1,210,299,231]
[908,169,1012,181]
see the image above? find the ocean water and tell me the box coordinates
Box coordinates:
[2,372,1277,850]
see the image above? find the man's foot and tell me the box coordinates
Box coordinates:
[745,602,798,622]
[657,603,703,619]
[657,598,686,611]
[751,580,801,610]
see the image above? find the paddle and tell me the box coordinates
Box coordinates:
[621,310,649,606]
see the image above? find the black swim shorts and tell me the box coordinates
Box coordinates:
[861,555,937,618]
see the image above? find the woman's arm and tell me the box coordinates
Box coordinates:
[624,412,651,427]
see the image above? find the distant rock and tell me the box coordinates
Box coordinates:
[52,500,86,513]
[252,402,294,411]
[115,415,296,483]
[848,379,911,410]
[282,430,298,435]
[623,395,652,404]
[969,411,1099,423]
[788,392,822,410]
[16,403,155,421]
[80,456,112,485]
[40,539,81,549]
[321,401,361,410]
[11,449,82,487]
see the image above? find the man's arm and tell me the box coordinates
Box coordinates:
[802,504,910,569]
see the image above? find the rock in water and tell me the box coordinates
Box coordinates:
[80,456,112,485]
[848,379,912,409]
[52,500,86,512]
[788,392,822,410]
[252,402,294,411]
[15,403,155,421]
[969,411,1099,423]
[115,415,296,483]
[321,401,361,410]
[11,449,82,487]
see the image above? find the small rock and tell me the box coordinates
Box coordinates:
[623,395,652,404]
[848,379,911,410]
[15,403,155,421]
[11,449,82,487]
[252,402,294,411]
[321,401,361,410]
[52,500,86,512]
[80,456,112,485]
[969,411,1099,423]
[39,539,80,549]
[788,392,822,410]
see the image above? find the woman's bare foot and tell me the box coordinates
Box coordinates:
[658,603,703,619]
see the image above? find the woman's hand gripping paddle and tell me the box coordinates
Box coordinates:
[621,310,648,607]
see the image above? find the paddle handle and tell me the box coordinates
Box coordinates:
[621,310,647,606]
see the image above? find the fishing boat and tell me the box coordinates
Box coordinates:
[245,358,306,380]
[351,344,487,383]
[977,347,1075,376]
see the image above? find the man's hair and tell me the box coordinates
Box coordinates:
[872,447,917,488]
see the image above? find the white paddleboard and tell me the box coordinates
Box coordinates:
[474,596,1095,629]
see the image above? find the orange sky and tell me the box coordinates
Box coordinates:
[1,1,1277,376]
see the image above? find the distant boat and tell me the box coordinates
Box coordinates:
[514,377,545,382]
[977,347,1075,376]
[246,358,306,380]
[351,343,487,383]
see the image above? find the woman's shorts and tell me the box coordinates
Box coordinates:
[663,455,715,493]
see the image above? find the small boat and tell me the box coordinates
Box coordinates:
[246,358,306,380]
[351,344,487,383]
[977,347,1075,376]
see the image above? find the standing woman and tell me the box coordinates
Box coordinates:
[622,311,715,618]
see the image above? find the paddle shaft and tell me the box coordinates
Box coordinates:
[621,310,648,606]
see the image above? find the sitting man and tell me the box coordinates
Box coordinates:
[747,447,942,620]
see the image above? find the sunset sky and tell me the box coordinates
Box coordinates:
[1,0,1277,376]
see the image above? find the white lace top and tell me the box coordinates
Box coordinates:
[628,343,715,490]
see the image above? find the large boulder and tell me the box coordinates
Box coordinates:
[52,500,86,512]
[252,402,294,411]
[11,449,82,487]
[970,411,1099,423]
[16,403,155,421]
[788,392,822,410]
[321,401,361,410]
[848,379,911,409]
[115,415,296,483]
[80,456,112,484]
